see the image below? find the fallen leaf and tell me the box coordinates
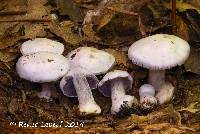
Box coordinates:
[97,10,115,30]
[184,49,200,74]
[176,16,190,41]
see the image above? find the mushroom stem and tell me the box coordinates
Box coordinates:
[73,72,101,114]
[148,70,175,104]
[37,83,58,100]
[111,80,135,114]
[148,70,166,90]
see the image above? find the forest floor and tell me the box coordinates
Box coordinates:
[0,0,199,133]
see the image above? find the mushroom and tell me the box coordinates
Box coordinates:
[139,84,157,109]
[18,38,66,99]
[16,52,69,100]
[20,38,64,55]
[60,47,115,115]
[128,34,190,104]
[98,70,137,114]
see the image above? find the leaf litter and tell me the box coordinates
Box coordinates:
[0,0,199,133]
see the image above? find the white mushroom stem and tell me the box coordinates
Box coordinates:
[148,70,166,90]
[148,70,174,104]
[156,82,174,104]
[111,80,135,114]
[37,83,58,100]
[73,72,101,115]
[139,84,157,109]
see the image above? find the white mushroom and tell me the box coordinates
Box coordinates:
[128,34,190,104]
[67,47,115,75]
[18,38,66,99]
[139,84,157,109]
[60,47,115,115]
[20,38,64,55]
[16,52,69,100]
[98,70,137,114]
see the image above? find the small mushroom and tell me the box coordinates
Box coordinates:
[60,47,115,115]
[16,52,69,100]
[128,34,190,104]
[139,84,157,109]
[20,38,64,55]
[98,70,137,114]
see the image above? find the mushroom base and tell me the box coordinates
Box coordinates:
[148,70,174,104]
[73,71,101,115]
[79,102,101,115]
[156,82,174,104]
[139,84,157,109]
[140,96,157,110]
[111,81,136,114]
[37,83,58,101]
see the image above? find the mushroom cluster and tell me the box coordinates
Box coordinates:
[16,38,69,100]
[16,34,190,116]
[128,34,190,109]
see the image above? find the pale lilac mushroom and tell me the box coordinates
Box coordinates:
[60,47,115,115]
[128,34,190,104]
[17,38,68,100]
[16,52,69,100]
[20,38,64,55]
[139,84,157,109]
[98,70,137,114]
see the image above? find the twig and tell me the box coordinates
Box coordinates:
[171,0,177,34]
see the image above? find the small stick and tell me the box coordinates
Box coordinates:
[171,0,177,34]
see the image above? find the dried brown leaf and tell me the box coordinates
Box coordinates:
[184,49,200,74]
[97,10,115,30]
[176,16,190,41]
[82,24,100,40]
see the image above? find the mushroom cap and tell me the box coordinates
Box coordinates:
[128,34,190,70]
[20,38,64,55]
[67,47,115,75]
[60,68,99,97]
[98,70,133,97]
[139,84,155,97]
[16,52,69,82]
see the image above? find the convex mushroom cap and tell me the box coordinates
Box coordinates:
[16,52,69,82]
[20,38,64,55]
[67,47,115,75]
[98,70,133,97]
[128,34,190,70]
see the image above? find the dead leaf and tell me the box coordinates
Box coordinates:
[97,10,115,30]
[82,24,100,40]
[164,1,200,13]
[0,52,17,63]
[176,16,190,41]
[48,21,86,45]
[56,0,85,23]
[184,49,200,74]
